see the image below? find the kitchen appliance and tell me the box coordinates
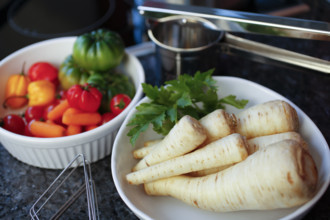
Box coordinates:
[140,1,330,77]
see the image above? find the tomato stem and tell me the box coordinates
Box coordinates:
[20,62,26,76]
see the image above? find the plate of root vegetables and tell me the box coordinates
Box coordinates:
[111,76,330,220]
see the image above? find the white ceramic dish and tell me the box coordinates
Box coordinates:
[0,37,145,169]
[111,76,330,220]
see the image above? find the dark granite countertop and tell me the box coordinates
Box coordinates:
[1,35,329,219]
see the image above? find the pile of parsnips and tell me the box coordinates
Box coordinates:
[126,100,318,212]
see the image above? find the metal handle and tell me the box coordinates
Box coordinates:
[220,33,330,74]
[139,1,330,41]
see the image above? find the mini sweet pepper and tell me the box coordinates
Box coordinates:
[4,66,30,109]
[27,80,56,106]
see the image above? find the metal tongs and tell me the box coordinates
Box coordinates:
[138,1,330,74]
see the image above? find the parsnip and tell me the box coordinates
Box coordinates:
[143,139,162,147]
[190,131,308,177]
[133,145,155,159]
[133,109,236,159]
[133,139,162,159]
[235,100,299,138]
[189,164,234,177]
[127,133,248,184]
[247,131,309,154]
[144,140,318,212]
[132,115,206,171]
[199,109,236,145]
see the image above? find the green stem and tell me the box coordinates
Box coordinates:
[20,62,26,76]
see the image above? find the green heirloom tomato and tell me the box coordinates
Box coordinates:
[87,72,135,113]
[73,29,125,72]
[58,55,90,90]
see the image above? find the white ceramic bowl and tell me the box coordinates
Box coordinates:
[0,37,145,169]
[112,76,330,220]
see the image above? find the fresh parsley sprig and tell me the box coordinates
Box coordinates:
[127,69,248,146]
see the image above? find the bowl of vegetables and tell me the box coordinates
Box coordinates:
[0,29,145,169]
[111,72,329,220]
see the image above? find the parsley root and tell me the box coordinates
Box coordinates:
[127,133,248,185]
[247,131,309,154]
[132,109,236,159]
[199,109,236,145]
[189,132,309,177]
[188,164,234,177]
[133,139,162,159]
[235,100,299,138]
[132,115,207,171]
[144,140,318,212]
[144,139,162,147]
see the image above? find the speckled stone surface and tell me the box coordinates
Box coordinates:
[1,35,329,219]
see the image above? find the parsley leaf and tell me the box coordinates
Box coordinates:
[127,69,248,146]
[220,95,249,109]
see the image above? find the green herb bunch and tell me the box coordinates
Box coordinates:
[127,69,248,146]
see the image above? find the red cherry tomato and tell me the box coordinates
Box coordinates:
[28,62,59,86]
[101,112,116,124]
[44,103,55,120]
[24,123,34,137]
[110,94,131,116]
[43,102,63,125]
[1,114,26,135]
[66,83,102,112]
[57,90,67,100]
[25,106,45,122]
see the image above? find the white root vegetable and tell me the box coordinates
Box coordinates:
[144,140,318,212]
[133,144,156,159]
[235,100,299,139]
[247,131,309,154]
[199,109,236,145]
[188,164,233,177]
[132,109,236,159]
[127,133,248,185]
[132,115,207,171]
[191,131,309,177]
[133,139,162,159]
[144,139,162,147]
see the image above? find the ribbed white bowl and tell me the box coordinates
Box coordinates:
[0,37,145,169]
